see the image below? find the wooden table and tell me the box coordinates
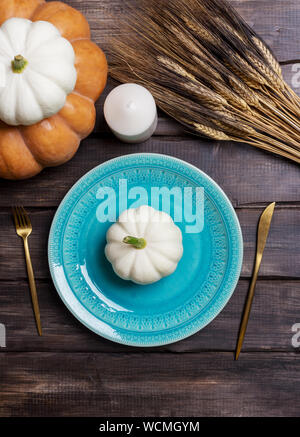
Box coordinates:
[0,0,299,417]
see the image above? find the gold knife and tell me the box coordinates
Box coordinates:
[235,202,276,360]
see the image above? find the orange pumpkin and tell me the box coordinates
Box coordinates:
[0,0,108,179]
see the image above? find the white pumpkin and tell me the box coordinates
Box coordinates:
[105,205,183,285]
[0,17,77,126]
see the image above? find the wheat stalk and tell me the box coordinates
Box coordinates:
[252,37,283,79]
[228,76,260,107]
[192,123,230,140]
[110,0,300,164]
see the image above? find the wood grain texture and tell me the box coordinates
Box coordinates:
[0,352,299,417]
[0,208,299,280]
[0,136,299,208]
[0,0,299,418]
[94,68,300,133]
[0,279,299,353]
[64,0,300,62]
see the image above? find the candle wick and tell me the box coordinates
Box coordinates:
[126,100,136,111]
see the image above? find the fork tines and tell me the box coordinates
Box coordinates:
[12,206,31,229]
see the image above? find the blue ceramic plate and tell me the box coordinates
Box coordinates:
[48,153,243,347]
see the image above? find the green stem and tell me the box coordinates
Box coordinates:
[12,55,28,73]
[123,236,147,249]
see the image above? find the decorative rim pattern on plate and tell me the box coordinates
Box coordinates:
[48,153,243,347]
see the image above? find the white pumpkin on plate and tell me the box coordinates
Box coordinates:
[0,17,77,126]
[105,205,183,285]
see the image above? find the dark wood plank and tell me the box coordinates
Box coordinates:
[0,206,299,279]
[0,352,299,416]
[72,0,300,136]
[0,136,299,207]
[0,0,299,420]
[0,207,298,280]
[0,0,298,419]
[95,64,300,134]
[65,0,300,63]
[0,279,299,353]
[4,1,300,138]
[280,64,300,98]
[230,0,300,63]
[56,0,300,137]
[94,67,300,136]
[238,207,300,278]
[1,1,299,205]
[81,1,300,137]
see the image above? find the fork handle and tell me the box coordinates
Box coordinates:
[23,237,42,336]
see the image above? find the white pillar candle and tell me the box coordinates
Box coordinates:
[104,83,158,143]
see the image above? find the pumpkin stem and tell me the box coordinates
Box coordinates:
[12,55,28,73]
[123,236,147,249]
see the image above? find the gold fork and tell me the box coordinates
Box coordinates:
[12,206,42,336]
